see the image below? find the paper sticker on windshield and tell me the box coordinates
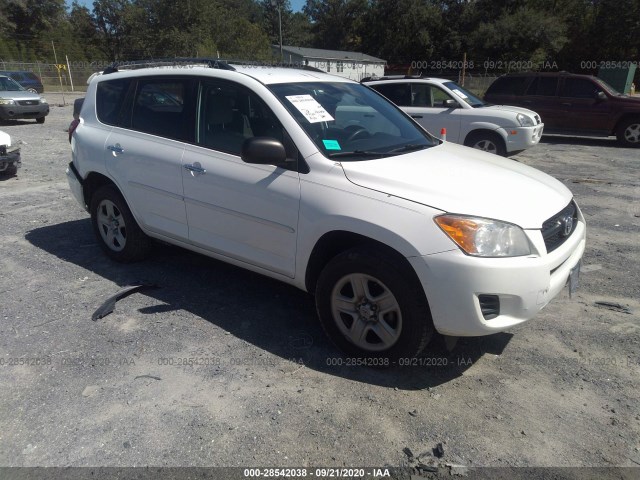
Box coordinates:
[322,139,341,150]
[451,89,468,99]
[286,95,334,123]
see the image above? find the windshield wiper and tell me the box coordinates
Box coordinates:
[387,144,430,153]
[327,150,388,158]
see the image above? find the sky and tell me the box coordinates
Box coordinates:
[68,0,306,13]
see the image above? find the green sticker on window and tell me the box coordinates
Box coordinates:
[323,139,341,150]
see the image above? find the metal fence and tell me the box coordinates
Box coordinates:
[0,60,106,92]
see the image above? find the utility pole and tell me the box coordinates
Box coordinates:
[51,41,66,105]
[271,0,283,63]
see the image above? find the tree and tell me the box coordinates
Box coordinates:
[304,0,367,50]
[359,0,442,63]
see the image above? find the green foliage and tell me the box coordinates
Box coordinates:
[0,0,635,73]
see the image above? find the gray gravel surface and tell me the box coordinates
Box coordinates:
[0,94,639,476]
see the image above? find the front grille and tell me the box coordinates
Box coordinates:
[18,100,38,106]
[542,201,578,253]
[534,114,541,124]
[479,295,500,320]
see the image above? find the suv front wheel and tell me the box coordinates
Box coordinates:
[315,247,434,362]
[616,117,640,147]
[464,131,507,156]
[90,185,151,262]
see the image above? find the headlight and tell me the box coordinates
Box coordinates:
[0,98,16,105]
[434,215,531,257]
[516,113,535,127]
[40,98,47,104]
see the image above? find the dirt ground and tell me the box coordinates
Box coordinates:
[0,93,638,478]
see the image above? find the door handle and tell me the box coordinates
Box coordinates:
[107,143,124,155]
[184,163,206,176]
[411,115,423,119]
[561,102,572,107]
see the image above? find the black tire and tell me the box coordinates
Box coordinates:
[36,117,45,124]
[315,247,434,362]
[616,117,640,147]
[90,184,151,262]
[464,131,507,156]
[0,164,18,176]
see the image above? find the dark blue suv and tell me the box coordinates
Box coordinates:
[0,71,44,93]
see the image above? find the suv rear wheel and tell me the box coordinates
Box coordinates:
[90,185,151,262]
[315,247,434,362]
[465,131,507,156]
[616,117,640,147]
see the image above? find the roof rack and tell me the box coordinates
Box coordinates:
[361,74,430,83]
[103,58,236,74]
[102,58,328,75]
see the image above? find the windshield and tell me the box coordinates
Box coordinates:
[0,76,25,92]
[269,82,436,160]
[443,81,486,107]
[595,78,622,96]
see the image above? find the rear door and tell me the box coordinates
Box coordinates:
[103,76,194,240]
[520,76,561,129]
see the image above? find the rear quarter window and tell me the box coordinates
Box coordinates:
[96,78,132,126]
[487,76,529,96]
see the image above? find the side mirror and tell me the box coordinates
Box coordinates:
[596,91,607,101]
[444,99,459,108]
[241,137,287,165]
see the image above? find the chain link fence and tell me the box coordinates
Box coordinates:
[0,60,107,92]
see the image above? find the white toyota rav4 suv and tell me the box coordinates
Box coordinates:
[364,76,544,156]
[67,61,585,362]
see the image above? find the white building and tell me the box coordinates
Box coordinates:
[273,45,386,81]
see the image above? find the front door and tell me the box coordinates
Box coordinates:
[182,80,301,277]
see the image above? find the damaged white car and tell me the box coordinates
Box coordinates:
[0,130,21,176]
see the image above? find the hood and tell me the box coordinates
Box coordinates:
[613,94,640,107]
[340,142,572,229]
[483,104,540,117]
[0,90,42,101]
[0,130,10,147]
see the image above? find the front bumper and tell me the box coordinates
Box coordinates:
[500,123,544,152]
[0,103,49,120]
[0,146,21,172]
[409,211,586,337]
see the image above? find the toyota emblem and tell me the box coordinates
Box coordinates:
[560,215,573,236]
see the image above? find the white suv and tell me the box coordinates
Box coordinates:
[67,61,585,362]
[364,76,544,156]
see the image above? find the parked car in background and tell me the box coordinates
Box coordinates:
[0,70,44,93]
[0,75,49,124]
[0,130,21,176]
[484,72,640,147]
[363,76,544,156]
[67,61,585,361]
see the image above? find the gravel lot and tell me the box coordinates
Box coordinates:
[0,94,639,477]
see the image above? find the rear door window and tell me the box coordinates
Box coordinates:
[525,77,558,96]
[371,83,411,106]
[130,78,196,142]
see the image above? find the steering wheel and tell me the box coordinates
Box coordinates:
[345,126,371,142]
